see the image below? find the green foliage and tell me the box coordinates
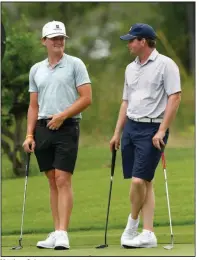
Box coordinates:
[1,3,195,176]
[154,2,195,74]
[174,76,195,131]
[2,14,45,118]
[1,12,46,176]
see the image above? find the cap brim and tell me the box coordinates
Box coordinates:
[120,34,137,41]
[44,33,69,39]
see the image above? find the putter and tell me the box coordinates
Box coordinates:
[12,152,31,250]
[161,150,174,250]
[96,149,117,249]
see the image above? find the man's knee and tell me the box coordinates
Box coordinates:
[46,170,57,190]
[131,177,145,187]
[55,170,72,189]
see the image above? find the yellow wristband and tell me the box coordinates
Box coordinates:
[26,134,34,139]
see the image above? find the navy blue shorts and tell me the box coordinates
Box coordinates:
[121,118,169,182]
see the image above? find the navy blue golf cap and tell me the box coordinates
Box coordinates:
[120,23,156,41]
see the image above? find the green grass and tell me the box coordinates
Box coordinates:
[2,227,195,256]
[1,146,195,256]
[2,245,195,257]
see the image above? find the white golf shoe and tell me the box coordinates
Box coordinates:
[121,214,140,246]
[123,230,157,248]
[37,232,56,249]
[121,229,140,247]
[54,230,70,250]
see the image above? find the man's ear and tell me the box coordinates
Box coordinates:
[141,38,146,47]
[41,37,46,46]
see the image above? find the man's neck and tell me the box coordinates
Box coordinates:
[48,52,64,66]
[138,48,155,64]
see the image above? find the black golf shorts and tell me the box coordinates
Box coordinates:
[34,118,80,173]
[121,118,169,182]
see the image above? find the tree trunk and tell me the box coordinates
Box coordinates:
[1,138,24,177]
[13,114,26,176]
[2,114,26,177]
[186,3,195,75]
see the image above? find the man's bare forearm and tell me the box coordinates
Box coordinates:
[114,100,128,135]
[61,96,92,120]
[159,92,181,132]
[26,105,38,136]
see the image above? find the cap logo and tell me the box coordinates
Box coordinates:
[54,24,62,31]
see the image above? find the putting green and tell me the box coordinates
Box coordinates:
[2,227,195,257]
[2,244,195,257]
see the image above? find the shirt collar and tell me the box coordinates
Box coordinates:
[45,53,66,68]
[148,49,159,61]
[135,49,159,65]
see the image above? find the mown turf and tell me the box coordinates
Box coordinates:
[2,227,195,256]
[2,147,194,235]
[1,147,195,256]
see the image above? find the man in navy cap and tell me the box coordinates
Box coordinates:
[110,23,181,248]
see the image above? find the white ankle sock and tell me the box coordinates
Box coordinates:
[126,214,139,229]
[142,229,154,235]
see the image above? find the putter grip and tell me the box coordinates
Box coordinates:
[111,149,117,177]
[161,152,166,169]
[25,153,31,177]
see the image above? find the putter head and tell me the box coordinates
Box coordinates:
[96,244,108,249]
[11,245,23,250]
[163,244,173,250]
[163,234,174,250]
[11,238,23,250]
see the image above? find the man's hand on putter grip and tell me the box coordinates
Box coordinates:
[23,137,35,153]
[110,134,120,151]
[47,113,65,130]
[152,129,166,150]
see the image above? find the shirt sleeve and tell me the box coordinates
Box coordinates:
[74,59,91,88]
[122,70,128,101]
[164,58,181,96]
[29,64,38,92]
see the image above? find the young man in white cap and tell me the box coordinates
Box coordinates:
[110,23,181,248]
[23,21,92,250]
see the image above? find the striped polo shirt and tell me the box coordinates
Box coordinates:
[29,53,91,119]
[123,49,181,119]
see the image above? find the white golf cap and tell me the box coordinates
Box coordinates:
[42,21,69,38]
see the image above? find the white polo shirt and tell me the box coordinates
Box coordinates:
[123,49,181,119]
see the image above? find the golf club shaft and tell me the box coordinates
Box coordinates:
[104,149,117,245]
[19,153,30,240]
[19,176,28,239]
[163,168,173,236]
[161,152,174,241]
[104,178,113,245]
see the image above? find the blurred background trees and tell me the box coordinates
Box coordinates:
[1,2,195,177]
